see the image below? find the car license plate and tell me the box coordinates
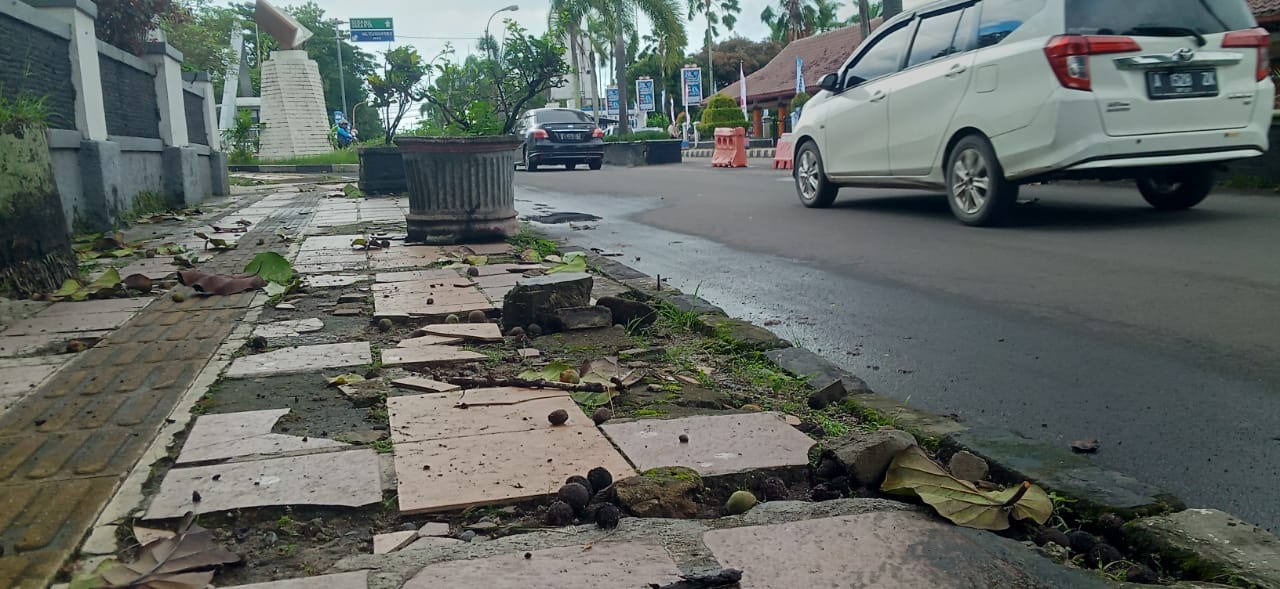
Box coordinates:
[1147,69,1218,100]
[559,132,582,140]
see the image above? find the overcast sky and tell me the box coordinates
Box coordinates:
[245,0,929,123]
[262,0,931,64]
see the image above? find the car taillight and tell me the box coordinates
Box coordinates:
[1222,28,1270,82]
[531,129,549,139]
[591,128,604,138]
[1044,35,1142,91]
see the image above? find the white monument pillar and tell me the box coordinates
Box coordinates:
[254,0,331,159]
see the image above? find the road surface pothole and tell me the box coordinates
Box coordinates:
[523,212,602,224]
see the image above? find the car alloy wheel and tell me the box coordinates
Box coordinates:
[797,149,821,203]
[950,148,991,216]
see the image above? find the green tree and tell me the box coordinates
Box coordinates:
[420,22,570,135]
[687,0,741,91]
[687,37,780,94]
[849,0,883,25]
[162,0,241,95]
[550,0,607,115]
[96,0,188,53]
[761,0,854,43]
[367,47,429,144]
[605,0,686,134]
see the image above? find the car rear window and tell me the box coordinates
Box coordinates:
[535,110,593,124]
[978,0,1047,47]
[1065,0,1257,35]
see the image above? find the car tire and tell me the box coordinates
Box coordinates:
[589,160,603,170]
[945,135,1018,226]
[566,163,577,171]
[1137,166,1213,210]
[794,142,838,208]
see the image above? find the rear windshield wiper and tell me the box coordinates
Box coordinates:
[1123,26,1207,47]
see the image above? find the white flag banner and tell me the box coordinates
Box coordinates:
[739,62,748,120]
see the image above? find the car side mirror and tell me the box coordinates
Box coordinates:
[818,73,840,92]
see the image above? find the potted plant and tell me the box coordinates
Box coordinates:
[385,23,568,244]
[603,130,684,166]
[0,92,77,297]
[696,94,749,139]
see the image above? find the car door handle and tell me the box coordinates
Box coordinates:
[869,90,886,103]
[946,64,968,78]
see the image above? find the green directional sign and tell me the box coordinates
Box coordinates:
[350,18,393,31]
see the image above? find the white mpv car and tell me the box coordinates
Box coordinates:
[792,0,1275,225]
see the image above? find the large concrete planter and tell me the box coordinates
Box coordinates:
[0,125,77,296]
[395,136,521,244]
[358,146,407,195]
[603,140,684,167]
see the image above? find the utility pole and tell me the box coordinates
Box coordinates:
[882,0,903,20]
[332,19,349,120]
[857,0,872,39]
[705,0,714,92]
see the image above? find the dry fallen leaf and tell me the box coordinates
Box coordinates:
[881,446,1051,531]
[73,511,240,589]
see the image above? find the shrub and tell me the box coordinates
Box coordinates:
[696,94,747,137]
[790,91,811,112]
[645,112,670,131]
[603,131,671,143]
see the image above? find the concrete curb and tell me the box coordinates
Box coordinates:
[577,250,1279,588]
[229,164,359,174]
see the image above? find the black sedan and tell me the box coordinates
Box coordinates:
[515,108,604,171]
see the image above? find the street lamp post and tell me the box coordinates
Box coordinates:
[331,19,349,121]
[484,5,520,60]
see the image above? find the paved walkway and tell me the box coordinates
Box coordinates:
[0,188,322,588]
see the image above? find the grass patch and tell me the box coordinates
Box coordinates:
[260,150,360,166]
[1225,174,1279,191]
[507,222,560,258]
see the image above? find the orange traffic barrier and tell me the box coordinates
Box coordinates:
[773,133,796,169]
[711,127,748,168]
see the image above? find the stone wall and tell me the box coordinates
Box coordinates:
[0,11,75,130]
[1,0,228,233]
[98,45,161,139]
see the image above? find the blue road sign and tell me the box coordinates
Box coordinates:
[350,29,394,42]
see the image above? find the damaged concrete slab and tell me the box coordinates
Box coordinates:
[145,449,383,519]
[601,413,816,477]
[176,409,346,464]
[393,425,635,514]
[400,541,681,588]
[702,510,1109,588]
[224,343,372,378]
[388,388,579,443]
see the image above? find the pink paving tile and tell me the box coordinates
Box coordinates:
[176,409,346,464]
[223,342,372,378]
[462,243,515,256]
[0,302,142,336]
[601,413,816,477]
[374,269,461,284]
[396,334,463,348]
[0,359,66,411]
[393,425,636,514]
[372,282,493,317]
[402,541,681,588]
[391,376,462,394]
[381,346,487,368]
[145,449,383,519]
[388,388,579,443]
[419,323,503,342]
[373,530,417,554]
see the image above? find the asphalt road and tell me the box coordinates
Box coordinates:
[513,159,1280,531]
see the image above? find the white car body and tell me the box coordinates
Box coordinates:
[793,0,1275,224]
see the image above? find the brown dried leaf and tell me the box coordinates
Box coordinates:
[881,446,1052,531]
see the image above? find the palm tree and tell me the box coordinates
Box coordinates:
[550,0,604,115]
[810,0,843,32]
[687,0,740,92]
[760,0,809,43]
[849,0,882,25]
[586,0,684,134]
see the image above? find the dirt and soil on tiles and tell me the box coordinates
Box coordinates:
[108,234,1192,588]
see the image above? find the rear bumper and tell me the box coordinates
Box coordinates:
[994,86,1273,181]
[529,141,604,162]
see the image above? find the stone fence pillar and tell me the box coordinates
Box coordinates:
[26,0,107,140]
